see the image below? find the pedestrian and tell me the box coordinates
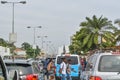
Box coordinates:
[80,57,84,71]
[83,57,87,71]
[66,59,72,80]
[43,58,49,80]
[59,57,67,80]
[47,58,55,80]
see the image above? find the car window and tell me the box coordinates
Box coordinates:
[32,62,40,74]
[98,55,120,72]
[57,56,78,64]
[5,63,33,75]
[0,56,7,80]
[0,65,3,76]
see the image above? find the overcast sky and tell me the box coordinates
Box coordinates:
[0,0,120,52]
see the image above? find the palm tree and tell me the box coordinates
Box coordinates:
[114,19,120,45]
[76,15,116,52]
[114,19,120,26]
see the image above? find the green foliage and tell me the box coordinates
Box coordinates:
[70,15,117,55]
[0,38,16,53]
[0,38,8,47]
[21,42,31,50]
[21,42,41,58]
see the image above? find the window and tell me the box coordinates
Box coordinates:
[0,65,3,76]
[57,56,78,64]
[6,63,33,75]
[0,56,7,80]
[32,62,40,74]
[98,55,120,72]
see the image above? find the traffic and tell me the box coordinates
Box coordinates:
[0,50,119,80]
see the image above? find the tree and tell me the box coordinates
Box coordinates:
[21,42,31,50]
[35,46,41,57]
[114,19,120,26]
[70,15,116,54]
[114,19,120,45]
[0,38,8,47]
[21,42,41,58]
[0,38,16,53]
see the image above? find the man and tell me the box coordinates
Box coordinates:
[43,58,49,80]
[66,59,72,80]
[60,57,67,80]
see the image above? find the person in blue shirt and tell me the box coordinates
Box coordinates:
[43,58,50,79]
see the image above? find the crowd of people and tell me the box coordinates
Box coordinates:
[42,56,87,80]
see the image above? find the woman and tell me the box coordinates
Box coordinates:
[47,59,55,80]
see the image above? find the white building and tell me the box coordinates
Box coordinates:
[14,48,26,56]
[0,46,10,56]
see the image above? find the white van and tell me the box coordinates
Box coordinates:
[82,51,120,80]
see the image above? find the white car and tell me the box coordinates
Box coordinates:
[81,51,120,80]
[0,56,18,80]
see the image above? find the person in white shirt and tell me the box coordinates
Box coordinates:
[60,57,67,80]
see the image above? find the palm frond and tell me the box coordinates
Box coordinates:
[82,34,91,47]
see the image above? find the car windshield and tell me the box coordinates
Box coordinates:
[57,56,78,64]
[5,63,33,75]
[98,55,120,72]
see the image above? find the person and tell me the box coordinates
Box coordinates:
[47,58,55,80]
[60,57,67,80]
[83,57,87,71]
[66,59,72,80]
[80,58,83,69]
[43,58,49,80]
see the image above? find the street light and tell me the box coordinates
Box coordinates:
[27,26,42,58]
[1,1,26,33]
[27,26,42,45]
[45,41,51,54]
[37,36,47,49]
[1,1,26,43]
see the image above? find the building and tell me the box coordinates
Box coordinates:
[0,46,10,56]
[14,48,26,56]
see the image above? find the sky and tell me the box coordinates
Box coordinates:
[0,0,120,53]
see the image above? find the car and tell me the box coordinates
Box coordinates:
[0,55,19,80]
[81,51,120,80]
[55,54,81,80]
[4,59,43,80]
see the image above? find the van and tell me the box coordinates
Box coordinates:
[81,51,120,80]
[55,54,81,80]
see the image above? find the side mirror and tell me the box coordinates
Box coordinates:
[9,70,19,80]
